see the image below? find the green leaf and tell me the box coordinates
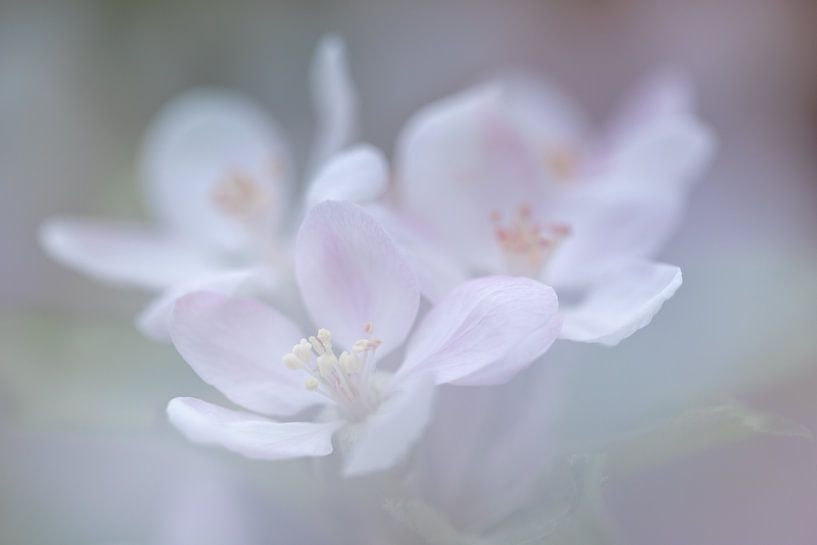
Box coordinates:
[599,398,812,482]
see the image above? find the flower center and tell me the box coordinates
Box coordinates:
[491,204,570,277]
[211,170,271,220]
[282,325,383,421]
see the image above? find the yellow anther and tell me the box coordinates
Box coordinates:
[293,340,312,363]
[305,378,319,391]
[283,353,303,370]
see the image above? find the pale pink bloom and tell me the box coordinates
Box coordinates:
[388,71,715,345]
[166,201,561,476]
[39,36,384,340]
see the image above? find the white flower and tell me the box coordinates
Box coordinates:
[387,70,715,345]
[39,35,386,340]
[166,201,561,476]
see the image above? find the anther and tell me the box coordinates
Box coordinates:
[283,353,303,370]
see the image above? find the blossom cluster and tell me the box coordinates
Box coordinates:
[41,35,712,478]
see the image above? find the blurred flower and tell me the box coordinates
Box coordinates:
[387,71,715,345]
[166,200,561,476]
[39,35,373,341]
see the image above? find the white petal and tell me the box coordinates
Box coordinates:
[167,397,339,460]
[342,377,435,476]
[39,218,217,290]
[600,70,714,190]
[398,276,561,386]
[560,260,682,346]
[607,69,695,145]
[309,35,358,173]
[604,113,715,190]
[136,268,261,342]
[396,84,549,273]
[141,89,290,253]
[366,204,468,303]
[170,291,321,417]
[545,187,683,289]
[305,144,388,209]
[295,201,420,355]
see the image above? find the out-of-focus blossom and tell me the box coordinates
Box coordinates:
[38,35,372,341]
[388,71,714,345]
[166,200,561,476]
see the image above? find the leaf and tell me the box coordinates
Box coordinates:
[384,497,482,545]
[598,398,813,482]
[483,456,622,545]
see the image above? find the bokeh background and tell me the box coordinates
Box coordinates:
[1,1,816,544]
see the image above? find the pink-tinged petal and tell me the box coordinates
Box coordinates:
[599,70,714,190]
[167,397,339,460]
[544,184,683,289]
[342,377,435,476]
[398,276,561,386]
[170,291,321,417]
[396,85,549,273]
[496,72,588,151]
[603,112,715,190]
[295,201,420,355]
[141,89,290,253]
[607,69,695,143]
[309,35,357,173]
[305,144,388,208]
[560,260,682,346]
[39,218,218,290]
[366,204,468,303]
[137,268,261,342]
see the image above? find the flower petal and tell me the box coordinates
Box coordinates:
[170,291,321,417]
[39,218,218,290]
[309,35,358,173]
[366,204,468,303]
[545,187,683,289]
[560,260,682,346]
[342,376,435,476]
[136,268,262,342]
[398,276,561,386]
[295,201,420,355]
[600,70,714,190]
[141,89,290,253]
[305,144,388,209]
[396,85,549,273]
[167,397,339,460]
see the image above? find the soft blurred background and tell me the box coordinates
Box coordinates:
[2,0,816,544]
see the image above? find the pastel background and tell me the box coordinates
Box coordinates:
[1,1,816,544]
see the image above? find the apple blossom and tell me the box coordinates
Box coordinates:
[166,201,561,476]
[39,35,383,340]
[389,71,715,345]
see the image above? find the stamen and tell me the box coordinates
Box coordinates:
[281,327,384,421]
[211,170,270,219]
[492,205,571,277]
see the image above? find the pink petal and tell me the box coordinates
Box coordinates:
[560,260,682,346]
[305,144,388,208]
[309,35,357,173]
[295,201,420,355]
[170,291,321,417]
[39,218,218,290]
[600,70,714,190]
[167,397,339,460]
[136,268,261,342]
[141,89,290,253]
[545,187,683,289]
[342,377,435,476]
[398,276,561,386]
[396,85,549,273]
